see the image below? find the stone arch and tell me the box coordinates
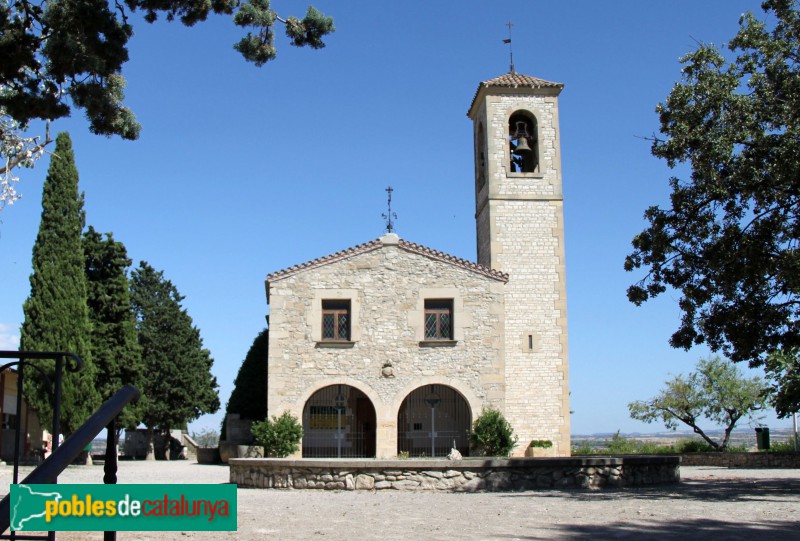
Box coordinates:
[301,383,377,458]
[507,109,539,173]
[395,382,474,457]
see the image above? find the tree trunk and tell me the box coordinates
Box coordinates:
[146,426,155,461]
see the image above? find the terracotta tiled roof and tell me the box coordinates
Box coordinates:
[267,238,383,282]
[266,235,508,283]
[397,239,508,282]
[468,71,564,114]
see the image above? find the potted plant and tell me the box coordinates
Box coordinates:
[526,439,554,457]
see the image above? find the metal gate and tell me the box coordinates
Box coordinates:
[302,385,376,458]
[397,385,471,457]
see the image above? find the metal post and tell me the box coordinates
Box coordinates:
[430,405,436,457]
[12,361,24,485]
[793,413,798,453]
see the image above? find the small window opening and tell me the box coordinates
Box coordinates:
[424,299,453,340]
[322,300,351,341]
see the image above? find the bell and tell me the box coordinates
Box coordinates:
[512,120,533,155]
[514,136,532,154]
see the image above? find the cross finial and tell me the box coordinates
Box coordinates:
[382,185,397,233]
[504,21,515,73]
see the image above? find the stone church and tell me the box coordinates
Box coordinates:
[265,71,570,458]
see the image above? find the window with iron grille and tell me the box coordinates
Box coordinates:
[322,300,350,341]
[424,299,453,340]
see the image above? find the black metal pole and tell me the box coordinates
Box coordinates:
[12,361,24,485]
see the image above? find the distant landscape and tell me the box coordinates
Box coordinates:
[572,427,798,451]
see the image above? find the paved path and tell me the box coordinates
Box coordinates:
[2,460,799,540]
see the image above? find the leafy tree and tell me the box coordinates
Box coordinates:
[130,261,219,459]
[221,327,268,440]
[469,407,517,457]
[624,1,800,413]
[19,132,100,434]
[251,411,302,458]
[764,348,800,416]
[0,0,334,141]
[83,226,144,432]
[628,356,772,450]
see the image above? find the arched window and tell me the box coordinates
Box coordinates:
[508,112,539,173]
[476,122,486,191]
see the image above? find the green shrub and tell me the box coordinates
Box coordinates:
[529,439,553,449]
[675,439,713,453]
[768,438,798,453]
[251,411,303,458]
[469,408,517,456]
[571,442,593,455]
[469,407,518,457]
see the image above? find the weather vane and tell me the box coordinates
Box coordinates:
[503,21,515,73]
[382,185,397,233]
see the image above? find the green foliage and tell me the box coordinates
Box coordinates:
[221,328,268,440]
[624,1,800,411]
[83,226,144,430]
[764,348,800,416]
[628,356,772,450]
[251,411,303,458]
[675,439,715,453]
[571,441,593,455]
[529,439,553,449]
[0,0,333,138]
[768,437,798,453]
[191,428,220,448]
[130,261,220,435]
[20,132,100,434]
[469,407,517,457]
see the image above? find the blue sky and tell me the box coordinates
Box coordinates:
[1,0,794,437]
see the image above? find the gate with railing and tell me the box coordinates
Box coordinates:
[302,385,376,458]
[397,384,471,457]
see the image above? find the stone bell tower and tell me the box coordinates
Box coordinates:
[467,72,570,456]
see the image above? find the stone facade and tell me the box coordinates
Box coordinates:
[229,457,680,491]
[265,72,571,459]
[267,234,507,458]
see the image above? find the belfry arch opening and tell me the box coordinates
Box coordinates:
[302,384,376,458]
[397,385,471,457]
[508,111,539,173]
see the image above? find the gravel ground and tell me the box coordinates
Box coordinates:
[2,460,799,540]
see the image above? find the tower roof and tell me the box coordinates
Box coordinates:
[468,72,564,116]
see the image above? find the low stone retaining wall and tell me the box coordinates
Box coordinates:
[229,456,680,491]
[680,452,800,468]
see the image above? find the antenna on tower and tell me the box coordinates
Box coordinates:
[503,21,515,73]
[382,186,397,233]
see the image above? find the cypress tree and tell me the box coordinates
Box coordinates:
[221,328,268,440]
[130,261,220,459]
[20,132,100,435]
[83,226,144,431]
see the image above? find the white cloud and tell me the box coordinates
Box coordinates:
[0,323,20,350]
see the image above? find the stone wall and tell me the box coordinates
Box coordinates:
[680,452,800,468]
[230,457,680,491]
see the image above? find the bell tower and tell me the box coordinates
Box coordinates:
[468,72,570,456]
